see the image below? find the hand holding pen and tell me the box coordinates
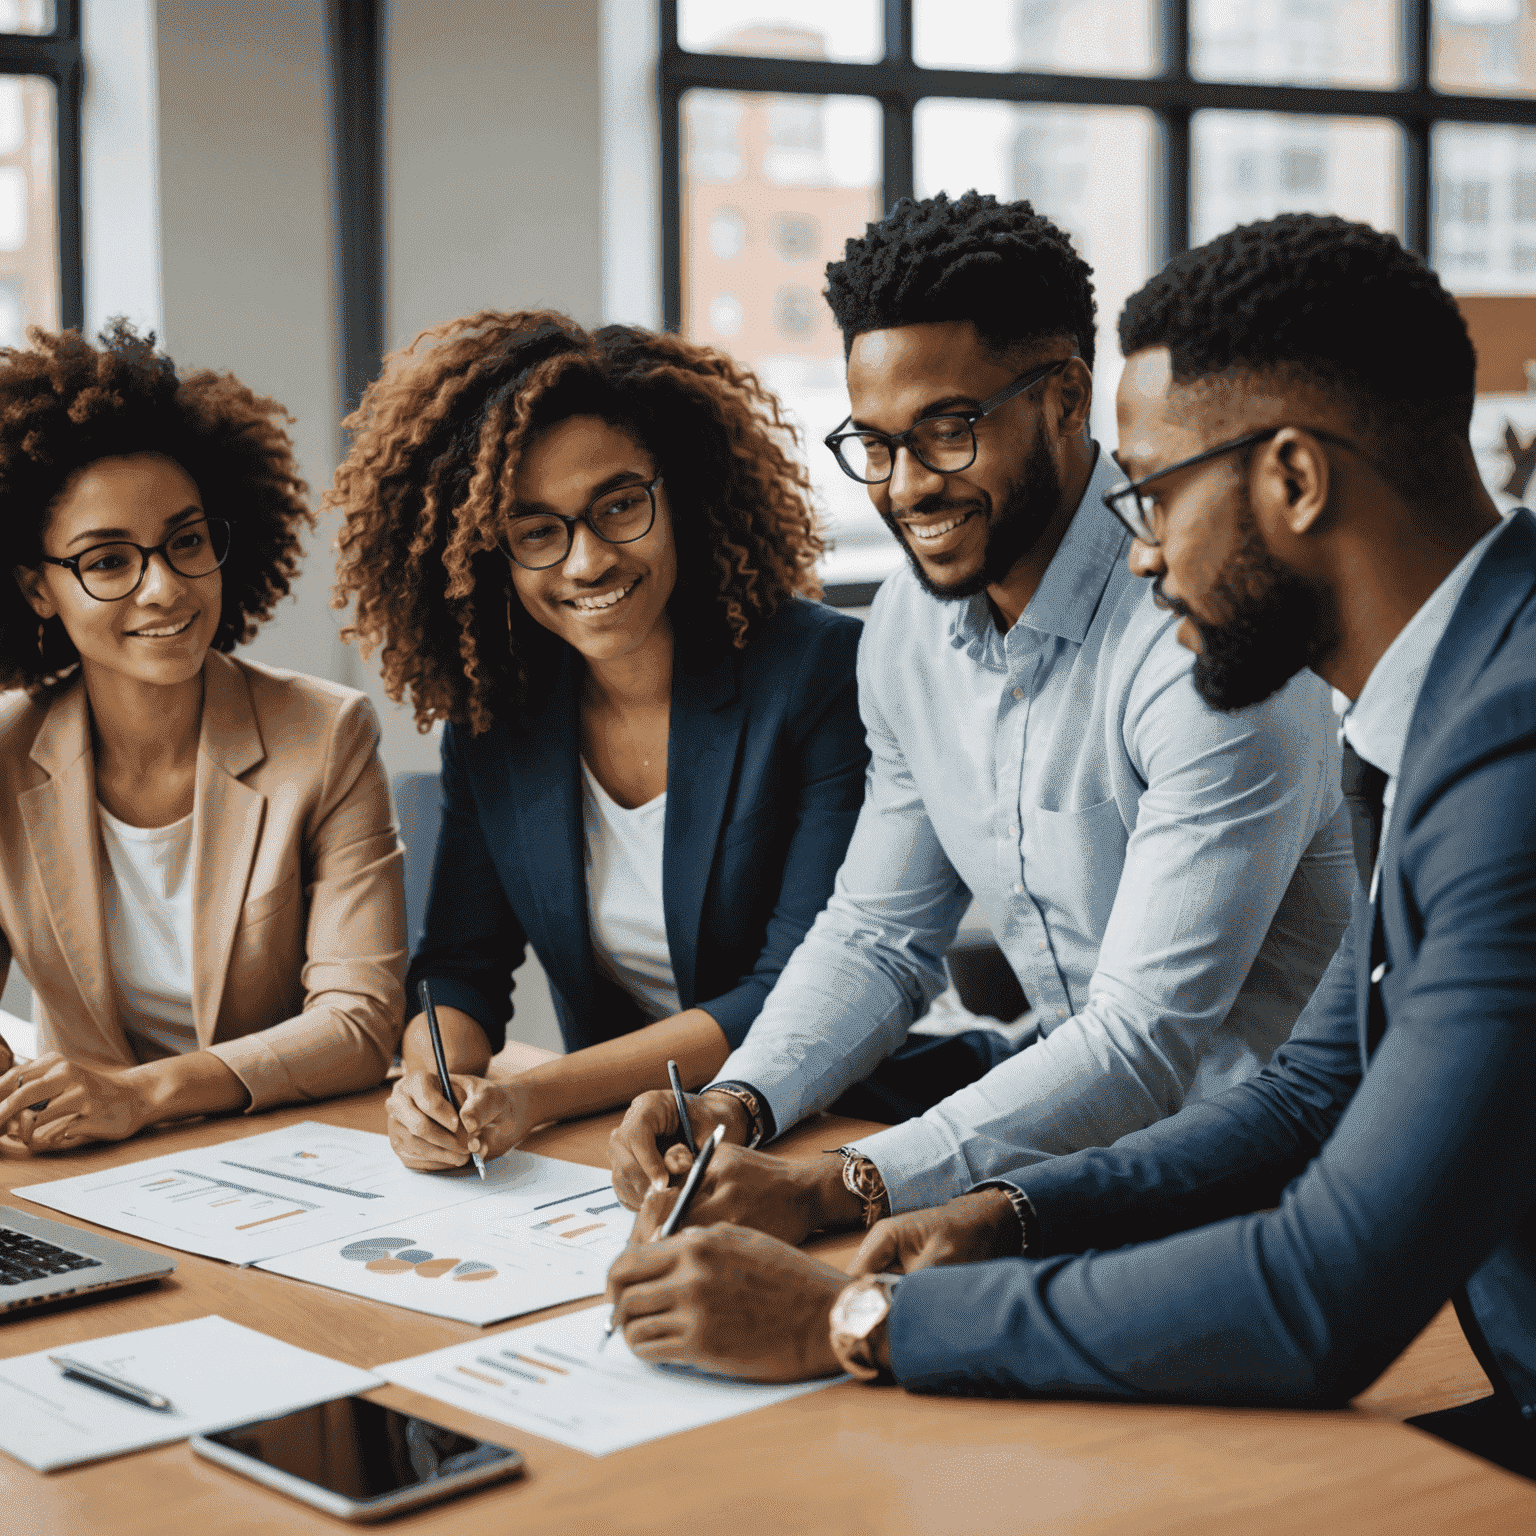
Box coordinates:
[417,980,487,1179]
[600,1122,726,1351]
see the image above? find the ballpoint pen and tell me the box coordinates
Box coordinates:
[666,1059,698,1159]
[49,1355,175,1412]
[600,1122,726,1351]
[418,979,487,1180]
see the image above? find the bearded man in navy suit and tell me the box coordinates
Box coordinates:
[605,213,1536,1480]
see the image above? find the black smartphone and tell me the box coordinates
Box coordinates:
[190,1395,523,1523]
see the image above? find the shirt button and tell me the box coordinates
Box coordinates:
[1056,1006,1069,1018]
[1014,883,1025,895]
[1008,824,1018,837]
[1037,940,1047,951]
[1012,686,1024,700]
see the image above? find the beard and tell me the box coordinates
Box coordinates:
[884,423,1063,602]
[1159,493,1340,712]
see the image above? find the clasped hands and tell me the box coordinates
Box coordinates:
[603,1085,1025,1381]
[0,1049,156,1153]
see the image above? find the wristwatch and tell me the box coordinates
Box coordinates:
[828,1273,901,1383]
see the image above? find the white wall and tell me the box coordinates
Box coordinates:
[154,0,348,689]
[369,0,605,784]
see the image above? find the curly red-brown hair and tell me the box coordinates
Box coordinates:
[0,321,313,694]
[329,310,826,733]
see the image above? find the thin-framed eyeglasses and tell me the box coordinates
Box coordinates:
[824,358,1070,485]
[37,517,233,602]
[500,474,663,571]
[1103,426,1363,546]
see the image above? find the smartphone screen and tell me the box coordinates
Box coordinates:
[202,1397,519,1501]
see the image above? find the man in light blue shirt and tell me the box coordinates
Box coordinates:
[610,191,1353,1235]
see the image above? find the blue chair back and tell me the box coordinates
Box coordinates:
[392,770,443,954]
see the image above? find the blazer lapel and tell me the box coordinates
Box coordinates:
[1401,510,1536,775]
[1362,510,1536,1063]
[191,653,267,1043]
[19,683,132,1059]
[507,652,594,1010]
[663,645,745,1008]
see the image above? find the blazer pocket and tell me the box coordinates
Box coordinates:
[242,872,301,929]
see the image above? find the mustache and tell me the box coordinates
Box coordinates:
[1151,577,1193,620]
[888,493,988,523]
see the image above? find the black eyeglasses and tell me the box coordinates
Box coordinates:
[824,358,1070,485]
[38,517,233,602]
[1103,426,1363,546]
[500,474,663,571]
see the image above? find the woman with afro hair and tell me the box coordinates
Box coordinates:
[330,311,867,1172]
[0,323,406,1152]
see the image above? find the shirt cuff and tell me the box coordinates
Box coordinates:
[849,1117,976,1214]
[204,1034,298,1114]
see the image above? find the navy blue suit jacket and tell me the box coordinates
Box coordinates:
[406,598,867,1055]
[888,510,1536,1415]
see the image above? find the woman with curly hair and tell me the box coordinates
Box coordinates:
[331,311,867,1172]
[0,323,406,1151]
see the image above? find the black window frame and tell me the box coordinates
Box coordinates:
[658,0,1536,334]
[0,0,83,332]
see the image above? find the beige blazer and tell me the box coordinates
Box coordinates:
[0,651,407,1111]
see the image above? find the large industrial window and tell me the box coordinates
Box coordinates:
[0,0,80,346]
[659,0,1536,598]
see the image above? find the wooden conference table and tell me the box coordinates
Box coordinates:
[3,1089,1535,1536]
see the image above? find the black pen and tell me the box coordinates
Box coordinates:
[601,1122,726,1351]
[418,979,487,1179]
[666,1059,698,1158]
[49,1354,175,1412]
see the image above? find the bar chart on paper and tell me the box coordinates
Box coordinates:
[13,1122,493,1265]
[259,1168,636,1324]
[379,1305,839,1456]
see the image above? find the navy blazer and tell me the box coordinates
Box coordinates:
[885,510,1536,1415]
[407,598,868,1055]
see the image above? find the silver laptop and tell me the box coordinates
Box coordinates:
[0,1204,174,1314]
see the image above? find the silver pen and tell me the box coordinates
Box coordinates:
[49,1354,176,1412]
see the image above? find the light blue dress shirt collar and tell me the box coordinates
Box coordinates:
[946,445,1120,658]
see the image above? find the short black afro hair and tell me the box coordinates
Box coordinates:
[0,321,313,693]
[824,191,1097,367]
[1119,214,1476,505]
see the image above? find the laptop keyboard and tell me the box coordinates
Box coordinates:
[0,1225,102,1286]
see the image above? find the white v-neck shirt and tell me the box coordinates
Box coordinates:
[97,802,198,1060]
[579,760,681,1022]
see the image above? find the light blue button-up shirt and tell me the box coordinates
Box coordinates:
[713,448,1356,1210]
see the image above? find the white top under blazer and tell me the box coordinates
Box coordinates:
[97,802,198,1060]
[579,760,681,1022]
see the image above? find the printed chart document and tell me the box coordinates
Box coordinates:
[259,1165,635,1325]
[0,1315,378,1472]
[379,1304,840,1456]
[13,1121,511,1265]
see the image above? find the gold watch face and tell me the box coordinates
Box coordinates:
[831,1283,890,1341]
